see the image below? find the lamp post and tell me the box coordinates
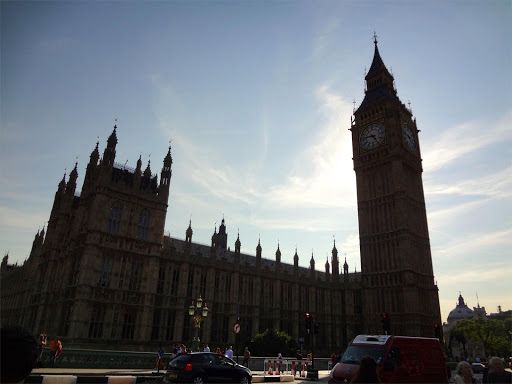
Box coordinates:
[188,295,209,352]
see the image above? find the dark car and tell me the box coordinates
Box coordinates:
[164,352,252,384]
[472,363,485,374]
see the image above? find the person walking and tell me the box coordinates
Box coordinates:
[487,357,511,383]
[225,346,233,360]
[36,333,47,367]
[49,336,62,367]
[155,344,165,372]
[242,347,250,367]
[452,361,474,384]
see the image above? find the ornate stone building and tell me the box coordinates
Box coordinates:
[1,39,442,354]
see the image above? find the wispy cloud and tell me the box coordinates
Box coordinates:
[434,227,512,260]
[426,166,512,198]
[312,18,339,61]
[264,84,356,208]
[422,111,512,172]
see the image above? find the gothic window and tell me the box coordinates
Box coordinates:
[118,256,127,289]
[268,282,273,307]
[121,309,136,340]
[151,309,161,341]
[214,275,220,301]
[156,266,165,294]
[354,291,362,314]
[171,267,180,296]
[107,205,122,234]
[88,304,105,338]
[186,269,194,297]
[200,271,207,299]
[61,303,73,337]
[137,210,150,240]
[98,255,113,287]
[128,262,143,291]
[111,311,119,338]
[247,279,253,305]
[225,275,231,301]
[165,310,175,341]
[73,256,82,285]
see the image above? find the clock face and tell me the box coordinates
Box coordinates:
[360,123,385,150]
[402,124,416,150]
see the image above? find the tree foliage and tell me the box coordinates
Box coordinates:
[248,329,298,357]
[456,316,512,357]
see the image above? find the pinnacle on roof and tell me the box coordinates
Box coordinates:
[365,32,392,81]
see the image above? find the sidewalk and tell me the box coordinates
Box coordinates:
[27,368,331,383]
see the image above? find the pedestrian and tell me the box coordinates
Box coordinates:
[225,346,233,360]
[203,344,210,352]
[36,333,47,367]
[294,350,303,377]
[452,361,474,384]
[49,336,62,368]
[350,356,380,383]
[242,347,250,367]
[487,357,511,383]
[216,347,222,354]
[155,344,165,372]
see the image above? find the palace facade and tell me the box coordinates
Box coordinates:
[1,40,442,354]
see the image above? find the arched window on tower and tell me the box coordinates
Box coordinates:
[137,210,150,240]
[107,205,122,234]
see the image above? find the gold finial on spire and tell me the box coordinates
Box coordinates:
[373,31,378,45]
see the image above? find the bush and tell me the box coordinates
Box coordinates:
[248,329,298,357]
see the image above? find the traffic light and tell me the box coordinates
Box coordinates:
[313,322,320,335]
[381,312,391,334]
[434,323,441,339]
[305,313,312,332]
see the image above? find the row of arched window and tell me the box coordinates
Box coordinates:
[106,205,150,240]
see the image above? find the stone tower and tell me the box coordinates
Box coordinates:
[351,36,441,336]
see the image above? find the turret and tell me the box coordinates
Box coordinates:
[234,230,241,266]
[293,248,299,274]
[332,239,339,277]
[159,145,172,200]
[185,220,193,244]
[235,231,241,254]
[66,162,78,197]
[102,124,118,167]
[255,237,262,268]
[217,218,227,252]
[310,252,315,279]
[343,256,349,275]
[84,141,100,189]
[275,242,281,265]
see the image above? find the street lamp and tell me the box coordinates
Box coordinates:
[188,295,209,352]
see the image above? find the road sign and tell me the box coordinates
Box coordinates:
[233,322,241,335]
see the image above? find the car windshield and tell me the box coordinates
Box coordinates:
[341,345,385,365]
[169,354,192,368]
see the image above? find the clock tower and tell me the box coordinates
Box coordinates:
[351,36,441,336]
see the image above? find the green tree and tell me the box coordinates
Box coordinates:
[456,316,511,357]
[248,329,298,357]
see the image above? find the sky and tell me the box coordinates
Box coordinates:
[1,1,511,324]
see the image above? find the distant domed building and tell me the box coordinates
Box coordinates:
[443,293,486,361]
[447,293,474,322]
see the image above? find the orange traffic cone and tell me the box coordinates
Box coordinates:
[267,360,273,375]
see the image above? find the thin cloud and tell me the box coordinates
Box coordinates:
[434,228,512,259]
[426,166,512,198]
[265,84,356,209]
[422,111,512,172]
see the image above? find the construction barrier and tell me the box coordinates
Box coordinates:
[264,359,312,376]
